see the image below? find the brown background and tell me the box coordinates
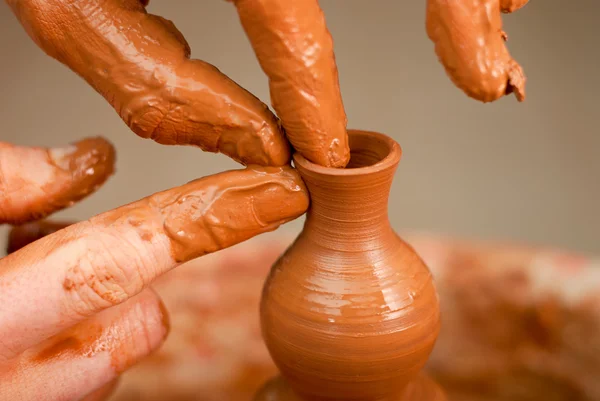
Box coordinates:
[1,0,598,254]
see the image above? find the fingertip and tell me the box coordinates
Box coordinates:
[49,136,117,198]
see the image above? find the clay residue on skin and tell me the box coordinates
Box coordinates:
[426,0,526,103]
[6,0,290,166]
[231,0,350,168]
[0,137,115,224]
[32,322,105,364]
[7,220,74,254]
[259,131,441,400]
[153,166,309,263]
[91,166,309,265]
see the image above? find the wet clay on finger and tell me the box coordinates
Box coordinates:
[231,0,350,168]
[91,165,309,264]
[426,0,526,103]
[0,137,115,224]
[6,0,290,166]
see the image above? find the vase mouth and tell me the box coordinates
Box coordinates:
[293,129,401,176]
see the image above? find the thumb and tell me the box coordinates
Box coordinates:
[0,137,115,225]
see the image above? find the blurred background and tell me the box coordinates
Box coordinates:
[1,0,598,255]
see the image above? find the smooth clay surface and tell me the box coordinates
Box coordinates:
[257,130,443,401]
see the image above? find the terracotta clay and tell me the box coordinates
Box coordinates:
[256,130,444,401]
[6,0,290,166]
[94,165,310,264]
[231,0,350,168]
[0,137,115,224]
[426,0,526,103]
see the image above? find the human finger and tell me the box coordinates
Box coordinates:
[5,0,290,166]
[0,289,168,401]
[500,0,529,13]
[426,0,526,103]
[81,379,120,401]
[6,220,75,254]
[0,165,308,360]
[0,138,115,225]
[231,0,350,167]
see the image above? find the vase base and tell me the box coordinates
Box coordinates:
[253,373,446,401]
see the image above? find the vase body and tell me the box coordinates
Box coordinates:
[257,130,443,401]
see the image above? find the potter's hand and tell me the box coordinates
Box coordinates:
[6,0,352,168]
[0,154,308,400]
[426,0,529,103]
[4,0,291,166]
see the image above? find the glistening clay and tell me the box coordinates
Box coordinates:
[231,0,350,167]
[91,165,309,264]
[6,0,291,166]
[426,0,527,103]
[0,137,115,224]
[256,130,444,401]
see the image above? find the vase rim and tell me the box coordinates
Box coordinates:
[293,129,402,176]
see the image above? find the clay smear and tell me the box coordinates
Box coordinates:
[6,0,290,166]
[426,0,528,102]
[0,138,115,224]
[231,0,350,167]
[91,166,309,264]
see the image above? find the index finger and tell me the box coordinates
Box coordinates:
[231,0,350,168]
[6,0,290,166]
[0,166,308,361]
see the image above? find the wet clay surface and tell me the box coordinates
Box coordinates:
[91,165,308,264]
[0,137,115,224]
[231,0,349,168]
[426,0,527,102]
[6,0,291,166]
[258,131,441,400]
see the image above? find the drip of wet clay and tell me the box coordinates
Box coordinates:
[255,130,445,401]
[231,0,350,168]
[426,0,528,102]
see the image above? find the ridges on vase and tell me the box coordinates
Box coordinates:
[256,130,443,401]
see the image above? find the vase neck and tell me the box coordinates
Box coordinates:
[300,163,396,247]
[293,129,402,249]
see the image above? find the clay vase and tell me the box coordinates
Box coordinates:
[254,130,445,401]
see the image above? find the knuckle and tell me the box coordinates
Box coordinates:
[63,233,148,316]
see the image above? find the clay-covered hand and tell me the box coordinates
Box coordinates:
[4,0,291,166]
[0,146,308,400]
[229,0,350,168]
[426,0,529,103]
